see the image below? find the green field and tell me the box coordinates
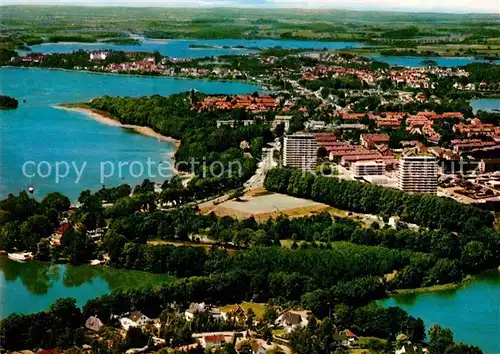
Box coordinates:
[1,5,499,50]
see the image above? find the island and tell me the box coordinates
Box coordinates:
[0,95,19,109]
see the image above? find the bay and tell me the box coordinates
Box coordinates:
[0,67,260,201]
[26,38,366,58]
[379,271,500,354]
[369,55,500,67]
[471,98,500,114]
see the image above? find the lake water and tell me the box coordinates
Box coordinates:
[379,271,500,354]
[0,255,172,319]
[0,67,259,201]
[471,98,500,114]
[369,55,500,68]
[26,38,366,58]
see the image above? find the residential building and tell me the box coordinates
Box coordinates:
[398,156,438,194]
[305,120,326,130]
[185,302,225,321]
[250,341,267,354]
[275,311,309,333]
[283,134,318,171]
[395,343,425,354]
[119,311,151,330]
[216,120,255,128]
[352,161,386,178]
[360,134,390,149]
[480,158,500,174]
[199,334,226,349]
[89,51,108,61]
[85,316,104,331]
[273,115,293,132]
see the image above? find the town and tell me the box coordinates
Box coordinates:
[1,7,500,354]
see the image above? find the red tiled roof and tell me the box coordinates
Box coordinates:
[345,329,357,338]
[205,335,226,343]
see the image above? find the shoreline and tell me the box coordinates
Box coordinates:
[0,66,264,87]
[53,105,187,176]
[54,105,180,148]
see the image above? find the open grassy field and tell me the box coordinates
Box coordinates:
[201,191,331,221]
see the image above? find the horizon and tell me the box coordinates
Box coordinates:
[1,1,499,14]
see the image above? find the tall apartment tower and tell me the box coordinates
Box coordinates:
[398,156,438,194]
[283,134,318,171]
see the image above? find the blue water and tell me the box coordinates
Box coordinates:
[471,98,500,114]
[0,256,172,319]
[0,67,259,201]
[369,55,500,67]
[379,271,500,354]
[26,38,366,58]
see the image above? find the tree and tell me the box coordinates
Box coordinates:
[41,192,71,213]
[445,343,484,354]
[20,215,53,251]
[125,327,148,349]
[428,324,454,354]
[460,241,492,273]
[264,304,278,323]
[61,228,92,264]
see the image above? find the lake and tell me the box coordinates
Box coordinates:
[26,38,366,58]
[369,55,500,67]
[379,271,500,354]
[25,39,499,67]
[471,98,500,114]
[0,67,260,201]
[0,255,172,319]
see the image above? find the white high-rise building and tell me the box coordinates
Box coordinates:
[283,134,318,171]
[398,156,438,194]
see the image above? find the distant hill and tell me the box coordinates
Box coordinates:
[0,6,498,44]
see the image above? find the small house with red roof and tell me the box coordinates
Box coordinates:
[200,334,226,349]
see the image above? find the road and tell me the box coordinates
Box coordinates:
[244,139,279,189]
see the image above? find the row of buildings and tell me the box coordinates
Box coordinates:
[283,133,439,194]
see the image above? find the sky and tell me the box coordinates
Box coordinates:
[1,0,499,13]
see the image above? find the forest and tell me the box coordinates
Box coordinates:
[264,168,494,232]
[88,93,274,189]
[1,171,496,352]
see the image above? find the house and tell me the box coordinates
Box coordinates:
[250,340,267,354]
[129,311,151,326]
[275,311,308,333]
[199,334,226,349]
[50,222,73,246]
[273,115,293,132]
[332,333,349,347]
[85,315,104,331]
[185,302,225,321]
[231,304,246,317]
[360,134,390,149]
[90,51,108,61]
[119,312,151,330]
[332,329,358,348]
[341,328,358,347]
[395,343,425,354]
[480,158,500,174]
